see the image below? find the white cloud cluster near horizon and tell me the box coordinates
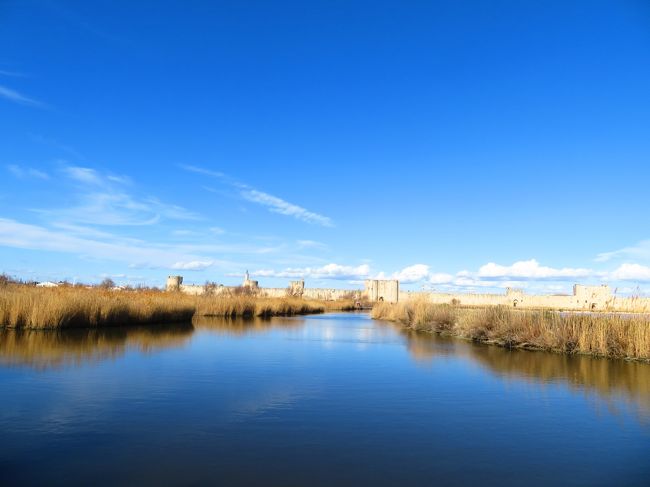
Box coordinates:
[171,260,215,271]
[248,263,371,280]
[389,259,650,290]
[5,163,650,292]
[236,258,650,292]
[477,260,592,279]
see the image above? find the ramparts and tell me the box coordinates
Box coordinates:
[166,275,650,312]
[401,284,650,312]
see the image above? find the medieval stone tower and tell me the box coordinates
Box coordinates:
[364,279,399,303]
[166,275,183,291]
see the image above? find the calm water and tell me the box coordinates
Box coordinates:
[1,312,649,486]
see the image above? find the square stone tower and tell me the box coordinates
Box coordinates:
[364,279,399,303]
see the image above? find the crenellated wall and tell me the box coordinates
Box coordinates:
[167,275,650,312]
[257,287,360,301]
[167,277,361,302]
[401,285,650,312]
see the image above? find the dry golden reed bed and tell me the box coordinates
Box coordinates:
[0,284,355,329]
[372,299,650,361]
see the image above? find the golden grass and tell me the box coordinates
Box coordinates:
[195,295,355,318]
[372,299,650,361]
[0,284,356,329]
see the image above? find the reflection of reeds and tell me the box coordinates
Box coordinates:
[401,329,650,420]
[193,315,305,336]
[0,323,194,369]
[0,284,356,329]
[373,299,650,361]
[195,295,354,318]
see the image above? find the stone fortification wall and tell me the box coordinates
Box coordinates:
[178,284,207,296]
[401,286,650,312]
[303,288,359,301]
[260,287,359,301]
[167,276,361,302]
[168,275,650,312]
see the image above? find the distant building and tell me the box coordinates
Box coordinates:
[242,270,259,289]
[166,275,183,291]
[364,279,399,303]
[36,281,59,288]
[289,280,305,297]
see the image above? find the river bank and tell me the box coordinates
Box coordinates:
[372,300,650,361]
[0,284,356,329]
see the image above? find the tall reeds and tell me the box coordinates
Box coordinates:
[0,284,355,329]
[372,299,650,361]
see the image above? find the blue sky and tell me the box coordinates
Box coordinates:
[1,0,650,294]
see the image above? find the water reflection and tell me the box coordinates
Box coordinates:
[0,323,194,369]
[1,314,649,486]
[401,328,650,420]
[2,314,649,424]
[193,315,304,336]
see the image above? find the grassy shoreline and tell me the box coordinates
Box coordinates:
[372,300,650,362]
[0,284,357,329]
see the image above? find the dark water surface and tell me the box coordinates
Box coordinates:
[1,312,649,486]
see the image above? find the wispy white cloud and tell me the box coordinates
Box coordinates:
[62,165,131,187]
[596,240,650,263]
[63,166,104,185]
[0,85,42,107]
[297,239,327,250]
[40,165,200,226]
[171,260,215,271]
[180,164,334,227]
[0,217,227,271]
[250,263,370,280]
[0,70,25,77]
[477,259,592,280]
[6,164,49,180]
[0,218,188,268]
[241,189,333,227]
[179,164,226,179]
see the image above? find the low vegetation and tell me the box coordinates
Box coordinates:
[195,295,356,318]
[372,299,650,361]
[0,281,357,329]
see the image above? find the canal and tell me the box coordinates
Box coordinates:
[1,312,648,486]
